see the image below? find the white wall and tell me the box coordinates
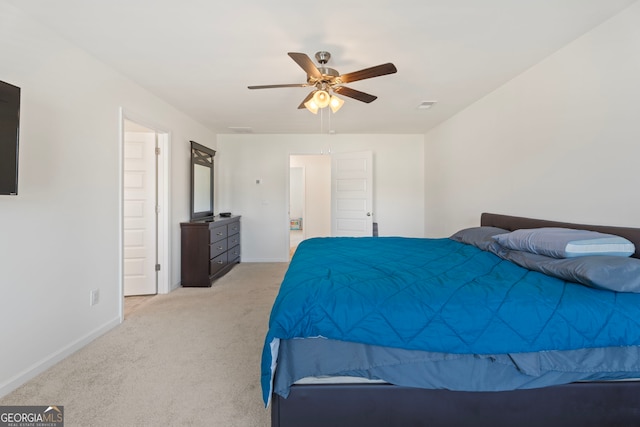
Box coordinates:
[0,2,217,396]
[424,1,640,237]
[217,134,425,261]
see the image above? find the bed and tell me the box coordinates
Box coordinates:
[263,213,640,427]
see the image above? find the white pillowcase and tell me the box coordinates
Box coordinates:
[492,227,635,258]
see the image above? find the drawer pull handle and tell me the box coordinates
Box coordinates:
[216,232,224,236]
[217,246,223,250]
[217,260,224,264]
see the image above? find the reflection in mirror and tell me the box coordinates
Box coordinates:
[193,164,211,213]
[190,141,215,220]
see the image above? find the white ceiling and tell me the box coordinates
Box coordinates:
[8,0,637,134]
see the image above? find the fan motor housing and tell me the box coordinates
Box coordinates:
[310,51,340,85]
[318,67,339,77]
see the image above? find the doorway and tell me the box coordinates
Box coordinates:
[289,155,331,257]
[120,112,169,319]
[288,150,374,256]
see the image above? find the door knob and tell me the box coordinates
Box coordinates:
[366,212,372,216]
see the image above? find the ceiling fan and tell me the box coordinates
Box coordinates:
[248,51,397,113]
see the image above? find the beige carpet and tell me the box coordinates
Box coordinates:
[0,262,288,427]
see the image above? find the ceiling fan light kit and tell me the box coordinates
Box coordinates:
[303,98,319,114]
[303,92,344,114]
[329,95,344,113]
[248,51,397,114]
[313,90,330,108]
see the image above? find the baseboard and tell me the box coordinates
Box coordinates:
[0,316,122,398]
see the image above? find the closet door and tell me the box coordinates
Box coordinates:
[123,130,157,296]
[331,151,373,237]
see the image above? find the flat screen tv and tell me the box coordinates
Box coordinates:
[0,79,20,195]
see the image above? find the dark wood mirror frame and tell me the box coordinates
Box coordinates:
[190,140,215,221]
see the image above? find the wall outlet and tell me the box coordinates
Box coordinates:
[90,289,100,306]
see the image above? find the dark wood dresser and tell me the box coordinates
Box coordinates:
[180,215,241,287]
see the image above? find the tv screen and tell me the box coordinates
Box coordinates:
[0,80,20,195]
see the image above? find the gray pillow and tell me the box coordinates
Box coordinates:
[450,226,509,252]
[492,227,635,258]
[500,249,640,293]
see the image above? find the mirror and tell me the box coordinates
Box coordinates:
[190,141,215,220]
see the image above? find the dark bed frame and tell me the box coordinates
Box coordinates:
[271,213,640,427]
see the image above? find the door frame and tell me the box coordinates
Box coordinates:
[289,164,306,242]
[118,108,170,321]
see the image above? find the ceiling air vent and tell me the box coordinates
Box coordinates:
[417,101,437,110]
[229,127,253,134]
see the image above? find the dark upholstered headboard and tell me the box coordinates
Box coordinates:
[481,213,640,259]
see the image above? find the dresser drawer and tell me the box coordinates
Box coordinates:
[210,225,227,243]
[210,252,228,276]
[228,233,240,248]
[228,245,241,262]
[228,221,240,236]
[210,238,228,259]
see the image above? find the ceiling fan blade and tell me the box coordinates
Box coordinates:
[297,91,316,109]
[333,86,377,103]
[248,83,308,89]
[288,52,322,79]
[338,63,397,84]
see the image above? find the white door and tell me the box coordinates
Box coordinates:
[123,127,157,296]
[331,151,373,236]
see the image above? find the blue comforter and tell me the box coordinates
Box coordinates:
[261,237,640,404]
